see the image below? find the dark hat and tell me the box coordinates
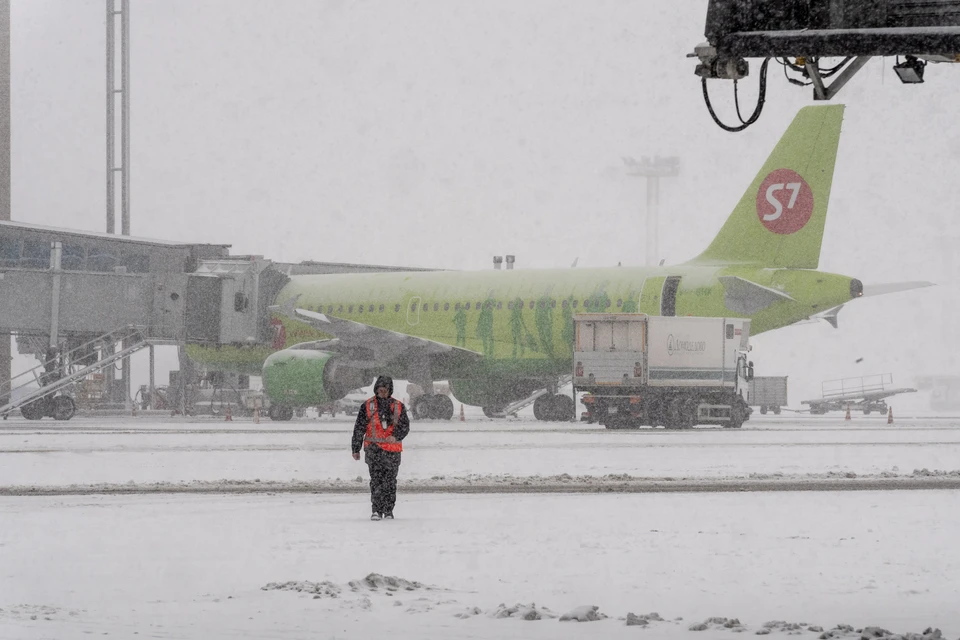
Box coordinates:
[373,375,394,396]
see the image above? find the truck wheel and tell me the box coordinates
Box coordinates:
[773,406,781,415]
[666,397,694,429]
[550,394,575,421]
[760,405,768,415]
[727,398,747,429]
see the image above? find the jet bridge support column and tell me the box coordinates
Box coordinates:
[0,0,10,406]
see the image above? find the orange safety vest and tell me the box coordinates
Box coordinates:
[363,398,403,453]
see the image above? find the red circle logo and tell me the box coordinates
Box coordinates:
[755,169,813,235]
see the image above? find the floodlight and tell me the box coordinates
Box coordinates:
[893,56,926,84]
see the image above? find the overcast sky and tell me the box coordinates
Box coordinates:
[8,0,960,408]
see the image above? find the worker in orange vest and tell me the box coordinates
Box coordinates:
[352,375,410,520]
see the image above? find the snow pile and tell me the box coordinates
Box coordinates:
[347,573,428,593]
[756,620,824,635]
[488,602,557,620]
[688,616,747,632]
[260,580,342,598]
[625,611,666,627]
[818,625,944,640]
[558,605,607,622]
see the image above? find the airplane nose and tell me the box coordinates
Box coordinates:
[850,278,863,298]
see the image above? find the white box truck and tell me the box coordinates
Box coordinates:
[573,314,753,429]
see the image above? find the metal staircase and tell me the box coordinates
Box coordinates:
[0,327,167,420]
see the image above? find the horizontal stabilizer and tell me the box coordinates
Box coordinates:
[719,276,794,314]
[861,281,935,297]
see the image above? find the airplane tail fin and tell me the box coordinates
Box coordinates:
[688,104,844,269]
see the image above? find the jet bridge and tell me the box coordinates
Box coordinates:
[0,220,291,418]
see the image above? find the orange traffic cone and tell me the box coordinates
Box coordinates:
[224,404,233,421]
[844,405,851,421]
[887,406,894,424]
[459,404,465,422]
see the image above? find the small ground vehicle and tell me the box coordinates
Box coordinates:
[573,314,752,429]
[747,376,788,415]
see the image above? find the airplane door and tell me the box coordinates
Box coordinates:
[407,296,421,326]
[661,276,681,316]
[639,277,665,315]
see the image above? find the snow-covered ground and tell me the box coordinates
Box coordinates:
[2,415,959,639]
[2,414,960,488]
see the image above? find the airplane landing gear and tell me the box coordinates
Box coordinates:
[412,394,454,420]
[533,394,575,422]
[268,404,294,421]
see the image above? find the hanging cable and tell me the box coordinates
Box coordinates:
[702,57,770,132]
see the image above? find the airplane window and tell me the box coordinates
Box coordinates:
[369,305,374,312]
[394,304,400,312]
[328,305,334,313]
[562,300,568,308]
[455,302,461,310]
[529,301,534,309]
[605,298,611,308]
[465,303,470,310]
[422,303,428,313]
[338,305,343,312]
[476,301,481,309]
[496,301,502,310]
[583,300,590,308]
[349,305,354,313]
[551,300,556,308]
[379,304,384,312]
[572,300,578,308]
[507,301,513,310]
[444,302,449,311]
[411,302,417,311]
[358,305,363,314]
[434,303,439,311]
[617,299,623,307]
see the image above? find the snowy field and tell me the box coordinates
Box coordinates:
[2,414,960,639]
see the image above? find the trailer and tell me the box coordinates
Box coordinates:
[747,376,788,415]
[573,314,753,429]
[802,373,916,416]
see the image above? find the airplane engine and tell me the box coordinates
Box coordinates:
[261,347,365,409]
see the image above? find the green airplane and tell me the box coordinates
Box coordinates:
[190,104,931,421]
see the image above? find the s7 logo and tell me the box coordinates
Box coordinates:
[763,182,801,221]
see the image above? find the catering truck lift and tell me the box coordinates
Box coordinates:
[573,314,753,429]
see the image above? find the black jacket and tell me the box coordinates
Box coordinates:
[351,376,410,454]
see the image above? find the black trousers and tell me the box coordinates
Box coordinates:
[364,445,401,514]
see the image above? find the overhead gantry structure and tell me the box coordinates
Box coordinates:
[691,0,960,131]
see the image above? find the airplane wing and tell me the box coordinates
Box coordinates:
[718,276,795,314]
[272,301,482,370]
